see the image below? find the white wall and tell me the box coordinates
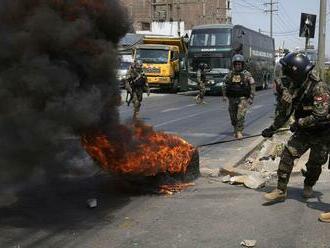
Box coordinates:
[136,21,189,37]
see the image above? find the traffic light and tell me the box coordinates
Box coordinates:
[299,13,317,38]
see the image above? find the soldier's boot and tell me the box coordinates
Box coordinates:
[319,212,330,223]
[195,95,201,104]
[235,131,243,139]
[303,185,314,198]
[264,188,287,202]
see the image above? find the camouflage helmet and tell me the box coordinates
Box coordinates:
[134,60,143,69]
[280,52,314,82]
[232,54,245,64]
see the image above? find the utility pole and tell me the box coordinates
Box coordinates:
[202,0,206,24]
[265,0,278,38]
[176,0,181,36]
[317,0,327,80]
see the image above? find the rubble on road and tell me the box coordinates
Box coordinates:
[243,174,266,189]
[202,130,310,190]
[200,167,219,178]
[240,239,257,247]
[239,131,290,174]
[222,172,266,189]
[221,130,292,190]
[221,175,231,183]
[229,175,247,185]
[219,167,255,177]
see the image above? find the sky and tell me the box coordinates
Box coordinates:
[231,0,330,57]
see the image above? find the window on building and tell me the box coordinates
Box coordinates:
[141,22,150,31]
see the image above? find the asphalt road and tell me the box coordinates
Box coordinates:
[120,89,275,168]
[119,89,275,147]
[2,89,330,248]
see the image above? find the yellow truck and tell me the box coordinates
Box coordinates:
[133,36,188,92]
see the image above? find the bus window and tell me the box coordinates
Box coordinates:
[190,29,231,47]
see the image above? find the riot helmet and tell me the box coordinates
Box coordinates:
[279,52,314,83]
[232,54,244,72]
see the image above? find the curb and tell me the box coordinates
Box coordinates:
[201,136,266,177]
[233,136,266,168]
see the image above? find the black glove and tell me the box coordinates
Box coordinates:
[262,126,276,138]
[290,122,299,133]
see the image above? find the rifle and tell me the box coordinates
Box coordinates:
[125,90,132,106]
[125,79,134,106]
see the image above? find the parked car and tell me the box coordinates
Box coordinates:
[117,54,133,88]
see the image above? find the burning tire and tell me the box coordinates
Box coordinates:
[82,123,199,192]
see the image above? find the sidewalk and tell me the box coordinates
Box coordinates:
[199,135,265,170]
[198,129,327,189]
[236,130,317,177]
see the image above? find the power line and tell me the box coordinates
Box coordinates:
[232,2,264,12]
[278,1,297,30]
[237,0,264,11]
[270,30,299,34]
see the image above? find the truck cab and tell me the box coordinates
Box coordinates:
[133,36,188,91]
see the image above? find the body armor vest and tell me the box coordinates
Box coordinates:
[131,69,146,88]
[226,71,251,98]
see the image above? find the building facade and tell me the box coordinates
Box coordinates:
[120,0,232,31]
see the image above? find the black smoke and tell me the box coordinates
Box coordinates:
[0,0,129,183]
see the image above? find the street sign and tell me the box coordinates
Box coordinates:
[299,13,317,38]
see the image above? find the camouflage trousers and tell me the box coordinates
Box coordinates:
[125,81,143,114]
[277,130,329,191]
[196,81,206,103]
[228,97,249,132]
[132,88,143,114]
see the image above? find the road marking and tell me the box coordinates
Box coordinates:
[250,104,263,110]
[165,131,220,138]
[161,104,196,113]
[154,109,216,128]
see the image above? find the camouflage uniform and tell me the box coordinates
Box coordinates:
[196,68,207,104]
[268,72,330,191]
[223,70,256,133]
[272,73,299,128]
[125,64,149,118]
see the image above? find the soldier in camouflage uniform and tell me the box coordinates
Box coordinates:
[262,52,330,202]
[125,60,150,119]
[195,63,210,104]
[223,54,256,139]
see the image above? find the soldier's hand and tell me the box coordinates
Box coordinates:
[290,122,299,133]
[222,97,227,103]
[247,98,253,105]
[147,90,151,96]
[262,126,276,138]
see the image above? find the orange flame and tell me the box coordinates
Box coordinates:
[81,123,195,177]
